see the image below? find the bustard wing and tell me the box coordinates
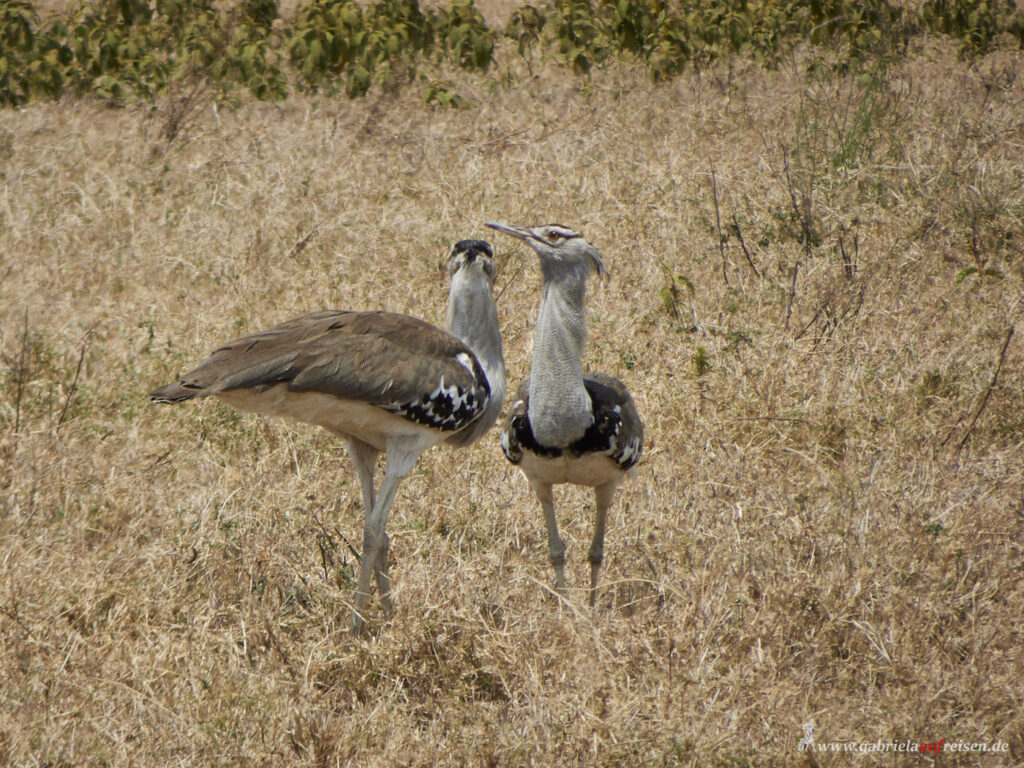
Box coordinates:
[581,373,643,470]
[151,310,492,432]
[500,374,643,470]
[499,381,531,464]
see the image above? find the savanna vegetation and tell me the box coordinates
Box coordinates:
[2,0,1023,765]
[3,0,1024,108]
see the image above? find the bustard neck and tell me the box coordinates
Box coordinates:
[445,268,506,446]
[528,276,593,447]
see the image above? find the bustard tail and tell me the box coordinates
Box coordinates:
[151,382,204,403]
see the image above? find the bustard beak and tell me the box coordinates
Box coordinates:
[484,221,536,243]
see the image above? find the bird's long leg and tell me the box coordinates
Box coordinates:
[345,438,380,519]
[351,444,420,633]
[345,438,379,634]
[531,480,566,595]
[588,481,619,607]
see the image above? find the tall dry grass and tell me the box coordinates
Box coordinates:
[1,36,1023,766]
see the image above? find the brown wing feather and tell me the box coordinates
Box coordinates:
[151,311,486,410]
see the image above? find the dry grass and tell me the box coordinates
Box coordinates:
[2,36,1024,767]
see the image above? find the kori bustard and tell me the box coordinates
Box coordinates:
[151,240,505,632]
[486,222,643,606]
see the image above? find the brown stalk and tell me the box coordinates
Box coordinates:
[949,326,1015,454]
[709,162,729,286]
[56,323,96,432]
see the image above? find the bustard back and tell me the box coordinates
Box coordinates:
[151,240,505,632]
[486,222,643,606]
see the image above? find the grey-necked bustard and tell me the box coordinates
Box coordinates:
[151,240,505,632]
[486,222,643,607]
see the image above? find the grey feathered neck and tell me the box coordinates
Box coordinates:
[527,261,593,447]
[445,250,506,446]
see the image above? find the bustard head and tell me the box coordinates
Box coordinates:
[446,238,498,327]
[448,238,496,281]
[485,222,605,281]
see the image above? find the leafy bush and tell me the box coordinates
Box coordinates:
[0,0,72,105]
[433,0,494,71]
[0,0,286,105]
[922,0,1024,56]
[290,0,495,96]
[2,0,1023,107]
[549,0,609,73]
[506,4,546,58]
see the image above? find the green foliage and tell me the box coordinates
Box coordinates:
[595,0,691,80]
[955,266,1005,285]
[496,0,806,81]
[804,0,909,64]
[506,4,546,57]
[0,0,72,105]
[550,0,610,73]
[660,263,694,325]
[423,78,463,107]
[922,0,1024,56]
[433,0,494,71]
[600,0,657,53]
[243,0,278,30]
[0,0,287,106]
[2,0,1023,107]
[2,0,288,105]
[359,0,434,89]
[509,0,1018,82]
[796,57,894,172]
[693,345,713,378]
[288,0,366,88]
[289,0,490,96]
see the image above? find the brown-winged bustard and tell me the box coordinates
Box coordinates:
[151,240,505,632]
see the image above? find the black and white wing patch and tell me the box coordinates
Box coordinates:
[501,375,643,471]
[380,351,491,432]
[499,387,529,464]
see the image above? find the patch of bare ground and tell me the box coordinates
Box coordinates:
[1,38,1023,766]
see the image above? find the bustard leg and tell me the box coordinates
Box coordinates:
[351,444,419,633]
[531,480,566,595]
[345,438,380,519]
[588,481,620,607]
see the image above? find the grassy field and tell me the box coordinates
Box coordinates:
[2,28,1024,767]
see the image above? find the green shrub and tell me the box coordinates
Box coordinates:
[2,0,1023,108]
[289,0,434,96]
[550,0,609,74]
[433,0,494,71]
[922,0,1024,56]
[506,4,546,58]
[0,0,72,104]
